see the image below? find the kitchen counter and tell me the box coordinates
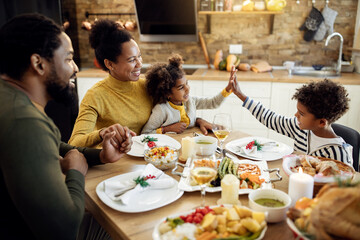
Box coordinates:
[190,69,360,85]
[77,68,360,85]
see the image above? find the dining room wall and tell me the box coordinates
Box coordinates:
[61,0,357,69]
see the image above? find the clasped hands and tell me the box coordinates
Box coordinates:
[99,124,136,164]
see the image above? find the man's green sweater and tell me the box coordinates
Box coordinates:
[0,80,102,239]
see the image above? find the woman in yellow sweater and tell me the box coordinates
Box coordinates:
[69,19,152,148]
[69,20,214,148]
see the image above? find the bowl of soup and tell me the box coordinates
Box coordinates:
[193,136,218,156]
[248,189,291,223]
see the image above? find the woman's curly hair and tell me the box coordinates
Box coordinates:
[145,54,185,105]
[292,79,350,123]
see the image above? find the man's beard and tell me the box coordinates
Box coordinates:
[46,65,76,107]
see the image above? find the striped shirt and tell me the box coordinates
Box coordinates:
[243,97,353,166]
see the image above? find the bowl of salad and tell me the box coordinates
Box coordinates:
[144,146,179,170]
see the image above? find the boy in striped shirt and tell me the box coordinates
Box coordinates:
[230,67,352,166]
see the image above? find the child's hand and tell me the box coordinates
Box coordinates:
[163,122,187,134]
[226,65,237,93]
[229,66,247,102]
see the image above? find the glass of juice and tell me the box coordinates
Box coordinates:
[212,113,232,155]
[190,164,218,207]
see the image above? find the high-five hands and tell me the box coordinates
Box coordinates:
[229,65,247,102]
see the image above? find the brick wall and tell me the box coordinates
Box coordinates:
[62,0,357,68]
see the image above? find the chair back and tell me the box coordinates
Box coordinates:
[332,123,360,171]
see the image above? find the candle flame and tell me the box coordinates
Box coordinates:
[299,167,303,174]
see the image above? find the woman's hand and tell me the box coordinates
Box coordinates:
[100,124,136,163]
[163,122,187,134]
[195,118,212,135]
[100,124,131,148]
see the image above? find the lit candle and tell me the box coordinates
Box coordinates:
[288,168,314,207]
[179,137,195,163]
[217,174,241,205]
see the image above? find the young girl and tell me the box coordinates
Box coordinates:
[141,54,233,134]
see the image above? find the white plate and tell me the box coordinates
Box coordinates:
[96,170,184,213]
[177,158,272,194]
[127,134,181,157]
[152,205,267,240]
[282,154,355,183]
[225,136,293,161]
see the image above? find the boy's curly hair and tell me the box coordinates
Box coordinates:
[145,54,185,105]
[292,79,350,123]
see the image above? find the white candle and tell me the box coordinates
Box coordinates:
[288,172,314,207]
[217,174,241,205]
[180,137,195,163]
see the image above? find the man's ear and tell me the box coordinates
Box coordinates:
[30,54,46,76]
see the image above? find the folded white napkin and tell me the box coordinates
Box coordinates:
[260,145,281,153]
[103,164,175,204]
[241,146,262,158]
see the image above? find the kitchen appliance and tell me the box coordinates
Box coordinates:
[0,0,62,27]
[133,0,198,42]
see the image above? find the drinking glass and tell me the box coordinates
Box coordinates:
[190,157,217,207]
[212,113,232,154]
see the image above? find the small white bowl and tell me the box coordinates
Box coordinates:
[193,136,218,156]
[248,189,291,223]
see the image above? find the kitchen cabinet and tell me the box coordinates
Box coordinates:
[198,10,283,34]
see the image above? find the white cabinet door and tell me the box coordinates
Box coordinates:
[76,77,103,106]
[269,82,301,147]
[337,85,360,132]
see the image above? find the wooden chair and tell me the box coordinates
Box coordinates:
[332,123,360,171]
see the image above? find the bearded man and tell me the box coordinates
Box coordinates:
[0,13,133,239]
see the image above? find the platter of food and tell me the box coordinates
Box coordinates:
[152,205,267,240]
[286,181,360,240]
[127,134,181,157]
[177,157,272,194]
[225,136,293,161]
[282,154,355,183]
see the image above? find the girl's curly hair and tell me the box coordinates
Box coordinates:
[292,79,350,123]
[145,54,185,105]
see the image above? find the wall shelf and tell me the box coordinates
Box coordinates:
[198,11,283,15]
[198,11,283,34]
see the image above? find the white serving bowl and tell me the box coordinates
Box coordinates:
[248,189,291,223]
[193,136,218,156]
[144,146,179,170]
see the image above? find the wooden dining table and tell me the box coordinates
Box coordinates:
[84,128,295,240]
